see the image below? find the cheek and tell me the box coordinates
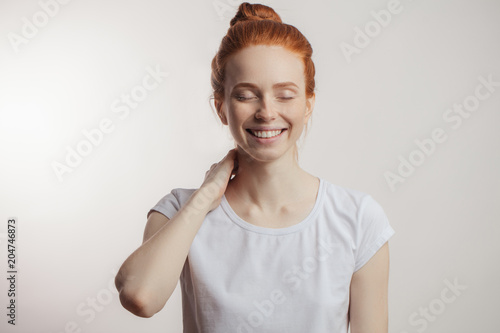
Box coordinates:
[289,112,309,131]
[226,110,246,137]
[286,103,307,120]
[227,104,251,123]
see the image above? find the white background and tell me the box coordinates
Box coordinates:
[1,0,499,332]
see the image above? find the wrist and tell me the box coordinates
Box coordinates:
[188,188,216,215]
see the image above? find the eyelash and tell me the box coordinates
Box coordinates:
[235,96,252,101]
[235,96,294,101]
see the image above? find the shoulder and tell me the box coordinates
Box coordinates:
[169,187,198,205]
[319,178,389,230]
[320,178,372,213]
[148,187,198,219]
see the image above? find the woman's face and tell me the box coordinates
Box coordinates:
[217,44,315,163]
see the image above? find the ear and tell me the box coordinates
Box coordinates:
[215,99,228,125]
[304,93,315,123]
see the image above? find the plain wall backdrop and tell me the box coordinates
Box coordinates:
[1,0,499,332]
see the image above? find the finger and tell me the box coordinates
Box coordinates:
[222,148,238,163]
[233,156,239,170]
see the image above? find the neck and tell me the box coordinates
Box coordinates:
[227,145,314,212]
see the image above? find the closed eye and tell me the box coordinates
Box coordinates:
[233,95,294,102]
[234,95,255,101]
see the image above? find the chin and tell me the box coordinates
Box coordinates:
[238,146,292,163]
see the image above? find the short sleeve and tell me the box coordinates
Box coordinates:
[147,188,182,220]
[353,195,395,272]
[147,188,198,220]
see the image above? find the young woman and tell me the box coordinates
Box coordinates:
[115,3,395,332]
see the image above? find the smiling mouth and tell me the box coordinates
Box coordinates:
[246,129,286,138]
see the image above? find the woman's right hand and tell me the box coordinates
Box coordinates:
[198,148,239,212]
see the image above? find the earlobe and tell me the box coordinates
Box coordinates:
[304,94,315,122]
[220,113,228,125]
[215,99,228,125]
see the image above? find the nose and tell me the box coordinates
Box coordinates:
[255,94,277,121]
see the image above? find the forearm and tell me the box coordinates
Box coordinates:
[115,188,212,317]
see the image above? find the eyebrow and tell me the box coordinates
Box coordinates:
[231,81,299,91]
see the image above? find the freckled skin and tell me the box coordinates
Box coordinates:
[216,44,314,163]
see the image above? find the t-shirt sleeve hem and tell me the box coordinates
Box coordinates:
[147,207,173,220]
[146,188,182,220]
[353,224,395,272]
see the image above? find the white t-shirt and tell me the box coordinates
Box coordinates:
[148,177,395,333]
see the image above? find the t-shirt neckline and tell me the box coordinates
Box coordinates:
[220,177,325,235]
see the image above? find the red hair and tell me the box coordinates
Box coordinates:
[210,2,316,111]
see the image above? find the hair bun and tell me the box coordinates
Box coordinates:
[229,2,282,27]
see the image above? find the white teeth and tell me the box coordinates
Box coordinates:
[250,129,283,138]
